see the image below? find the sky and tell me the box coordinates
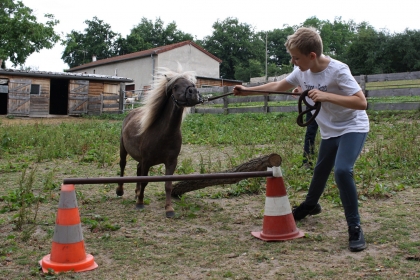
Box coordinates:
[7,0,420,72]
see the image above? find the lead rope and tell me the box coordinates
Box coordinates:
[201,89,321,127]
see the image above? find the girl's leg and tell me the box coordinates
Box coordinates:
[305,137,338,205]
[334,132,367,226]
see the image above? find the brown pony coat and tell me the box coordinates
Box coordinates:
[116,67,202,217]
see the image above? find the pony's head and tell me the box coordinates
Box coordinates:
[137,66,202,135]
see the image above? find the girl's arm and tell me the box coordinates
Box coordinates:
[233,79,295,96]
[308,89,367,110]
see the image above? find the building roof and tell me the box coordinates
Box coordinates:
[0,68,133,82]
[68,41,222,72]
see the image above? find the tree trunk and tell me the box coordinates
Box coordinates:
[171,153,281,196]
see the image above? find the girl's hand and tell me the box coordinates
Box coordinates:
[233,85,246,96]
[308,89,328,102]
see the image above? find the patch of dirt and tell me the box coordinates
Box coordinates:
[1,117,420,279]
[0,115,95,125]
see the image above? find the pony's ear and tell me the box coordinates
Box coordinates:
[176,62,183,73]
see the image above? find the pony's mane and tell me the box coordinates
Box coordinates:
[137,66,196,135]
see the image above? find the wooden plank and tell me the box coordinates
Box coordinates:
[193,108,225,114]
[103,103,120,109]
[8,79,31,116]
[104,83,118,94]
[268,106,298,113]
[367,88,420,97]
[69,80,88,115]
[368,102,420,111]
[366,71,420,82]
[88,96,101,102]
[268,95,295,101]
[30,97,48,112]
[88,104,102,110]
[228,107,266,114]
[103,95,119,100]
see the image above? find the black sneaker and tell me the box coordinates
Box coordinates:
[292,202,322,221]
[348,225,367,252]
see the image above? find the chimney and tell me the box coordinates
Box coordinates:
[92,55,97,62]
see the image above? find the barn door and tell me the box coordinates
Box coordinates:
[68,80,89,115]
[8,79,31,116]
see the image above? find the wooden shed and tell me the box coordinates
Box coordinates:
[0,69,133,117]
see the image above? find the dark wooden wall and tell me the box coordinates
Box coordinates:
[0,73,125,117]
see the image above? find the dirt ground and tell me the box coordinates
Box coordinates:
[1,116,420,279]
[0,115,100,125]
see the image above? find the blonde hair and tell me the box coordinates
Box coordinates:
[136,66,196,136]
[285,27,323,57]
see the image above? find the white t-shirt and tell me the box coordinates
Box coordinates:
[286,58,369,139]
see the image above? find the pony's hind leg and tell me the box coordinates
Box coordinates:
[116,139,127,197]
[135,162,149,209]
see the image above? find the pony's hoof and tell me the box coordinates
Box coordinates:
[116,190,124,197]
[135,204,145,210]
[166,211,175,218]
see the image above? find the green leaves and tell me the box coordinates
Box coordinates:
[61,17,120,68]
[0,0,59,66]
[61,17,194,68]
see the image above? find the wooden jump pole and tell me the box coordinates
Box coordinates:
[62,171,273,185]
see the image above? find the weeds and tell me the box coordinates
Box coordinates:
[0,166,44,238]
[0,111,419,279]
[174,195,201,218]
[2,111,420,203]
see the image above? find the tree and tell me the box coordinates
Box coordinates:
[0,0,59,67]
[117,17,194,54]
[342,25,390,75]
[62,17,120,68]
[300,16,359,61]
[266,26,296,67]
[201,17,263,79]
[234,59,264,82]
[382,29,420,73]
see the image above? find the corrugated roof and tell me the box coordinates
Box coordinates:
[68,41,222,72]
[0,68,133,82]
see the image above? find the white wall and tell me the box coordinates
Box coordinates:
[158,45,220,78]
[72,44,220,91]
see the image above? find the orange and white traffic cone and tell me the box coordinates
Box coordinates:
[252,166,304,241]
[39,184,98,273]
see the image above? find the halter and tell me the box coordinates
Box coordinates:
[167,81,198,107]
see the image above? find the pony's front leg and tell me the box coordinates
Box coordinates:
[116,142,127,197]
[135,163,149,209]
[164,181,175,218]
[164,162,177,218]
[135,182,147,209]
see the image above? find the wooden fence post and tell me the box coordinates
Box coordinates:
[119,84,125,113]
[100,93,103,115]
[264,95,268,113]
[360,74,369,110]
[223,86,229,115]
[360,75,367,97]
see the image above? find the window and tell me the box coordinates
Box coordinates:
[30,84,40,95]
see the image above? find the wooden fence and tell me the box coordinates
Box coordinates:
[88,94,121,115]
[192,71,420,114]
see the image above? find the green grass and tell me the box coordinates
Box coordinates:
[1,111,420,279]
